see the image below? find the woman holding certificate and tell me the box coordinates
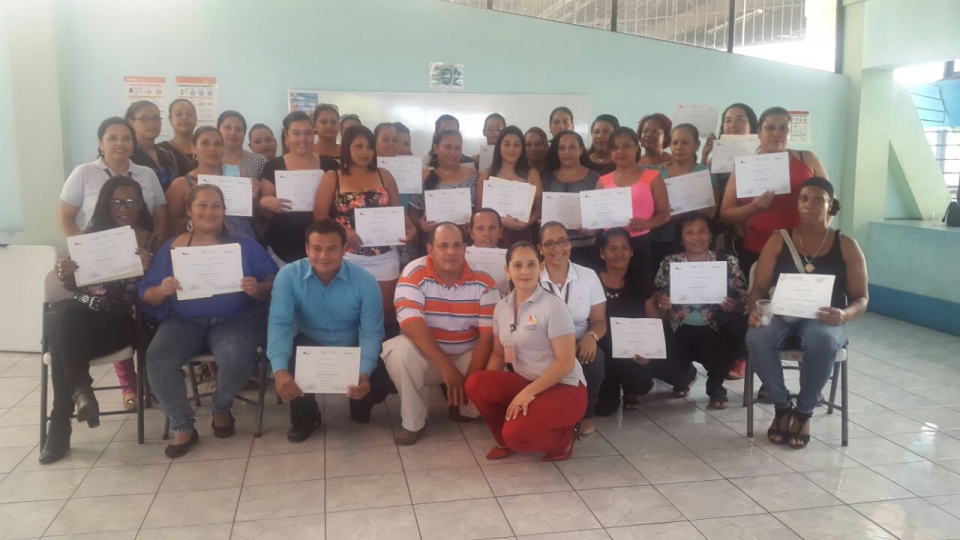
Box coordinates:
[747,177,867,449]
[260,111,340,263]
[477,125,544,247]
[653,213,748,409]
[314,125,416,335]
[542,130,601,268]
[141,184,278,458]
[466,241,586,461]
[719,107,828,274]
[41,177,156,464]
[637,113,673,167]
[217,111,268,185]
[597,127,671,282]
[409,129,478,252]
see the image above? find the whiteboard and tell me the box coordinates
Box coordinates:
[315,91,592,159]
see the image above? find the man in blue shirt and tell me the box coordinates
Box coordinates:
[268,219,388,442]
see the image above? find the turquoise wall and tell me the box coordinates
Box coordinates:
[58,0,848,181]
[0,6,23,243]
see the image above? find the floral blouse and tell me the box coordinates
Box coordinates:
[333,171,393,256]
[654,251,748,332]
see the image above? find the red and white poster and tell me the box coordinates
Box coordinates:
[123,76,169,137]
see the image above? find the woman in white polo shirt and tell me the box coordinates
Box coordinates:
[465,241,586,462]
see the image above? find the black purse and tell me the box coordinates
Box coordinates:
[945,199,960,227]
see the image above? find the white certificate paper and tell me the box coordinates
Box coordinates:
[771,273,836,319]
[67,226,143,287]
[171,243,244,301]
[664,170,715,215]
[465,246,508,294]
[378,157,422,194]
[735,153,790,198]
[541,192,583,229]
[478,145,495,172]
[197,175,252,217]
[425,188,472,224]
[294,346,360,394]
[579,188,632,229]
[610,318,667,359]
[670,261,727,305]
[275,169,323,212]
[710,135,759,174]
[483,178,536,222]
[355,207,406,247]
[673,102,719,137]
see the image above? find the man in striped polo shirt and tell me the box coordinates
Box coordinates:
[384,223,501,445]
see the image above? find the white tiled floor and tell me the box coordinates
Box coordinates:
[0,312,958,539]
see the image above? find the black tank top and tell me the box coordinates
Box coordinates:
[772,229,847,309]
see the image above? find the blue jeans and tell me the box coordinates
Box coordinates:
[146,306,267,433]
[580,346,605,420]
[746,316,847,413]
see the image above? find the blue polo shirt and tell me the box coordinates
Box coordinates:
[267,258,384,375]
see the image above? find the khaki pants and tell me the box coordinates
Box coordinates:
[382,335,478,432]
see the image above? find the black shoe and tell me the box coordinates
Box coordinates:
[287,418,321,442]
[349,400,373,424]
[39,421,71,464]
[72,386,100,428]
[164,430,199,458]
[211,412,235,439]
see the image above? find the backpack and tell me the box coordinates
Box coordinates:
[946,198,960,227]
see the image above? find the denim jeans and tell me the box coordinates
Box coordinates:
[579,346,606,420]
[746,316,847,413]
[146,306,267,433]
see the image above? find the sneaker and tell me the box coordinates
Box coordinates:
[287,418,321,443]
[394,427,422,445]
[726,359,746,380]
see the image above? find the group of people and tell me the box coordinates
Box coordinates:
[41,99,869,465]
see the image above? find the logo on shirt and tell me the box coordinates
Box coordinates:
[523,314,538,331]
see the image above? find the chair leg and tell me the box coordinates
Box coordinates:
[841,359,849,447]
[255,357,268,438]
[187,363,201,407]
[745,358,754,438]
[827,361,841,415]
[40,362,49,449]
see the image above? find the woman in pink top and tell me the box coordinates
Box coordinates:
[594,127,670,281]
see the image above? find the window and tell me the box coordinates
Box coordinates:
[927,128,960,196]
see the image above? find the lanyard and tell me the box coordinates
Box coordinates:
[545,280,571,305]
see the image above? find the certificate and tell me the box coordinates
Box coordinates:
[669,261,727,305]
[354,207,406,247]
[465,246,508,294]
[425,188,472,224]
[610,318,667,359]
[735,153,790,198]
[579,188,632,229]
[378,157,422,194]
[197,175,252,217]
[673,102,719,137]
[541,192,583,229]
[482,178,535,222]
[67,226,143,287]
[294,346,360,394]
[171,243,244,301]
[710,135,759,174]
[478,145,495,172]
[275,169,323,212]
[771,273,836,319]
[664,170,715,215]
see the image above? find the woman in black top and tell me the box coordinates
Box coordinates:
[542,131,601,269]
[127,100,180,192]
[585,115,619,175]
[158,99,198,175]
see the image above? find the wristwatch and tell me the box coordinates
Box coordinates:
[587,331,600,342]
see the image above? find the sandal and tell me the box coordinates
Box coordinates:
[708,395,729,410]
[622,394,640,410]
[767,405,794,445]
[122,392,138,412]
[756,386,770,403]
[673,369,697,398]
[788,410,813,450]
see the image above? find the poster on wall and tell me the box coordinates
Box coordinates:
[788,110,811,144]
[289,90,320,113]
[429,62,464,92]
[123,76,169,138]
[176,76,218,127]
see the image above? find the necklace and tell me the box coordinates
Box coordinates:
[796,229,830,273]
[438,166,458,175]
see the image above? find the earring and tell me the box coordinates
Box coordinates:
[186,219,193,232]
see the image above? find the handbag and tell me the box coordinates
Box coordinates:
[945,199,960,227]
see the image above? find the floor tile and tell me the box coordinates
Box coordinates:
[399,439,477,471]
[414,497,513,540]
[607,520,706,539]
[498,491,601,536]
[0,469,87,503]
[325,505,420,540]
[803,467,916,504]
[406,466,494,504]
[871,461,960,496]
[925,493,960,519]
[0,447,34,474]
[243,451,323,486]
[694,447,792,478]
[74,464,167,498]
[886,431,960,461]
[159,458,246,492]
[230,514,326,540]
[134,524,232,540]
[325,444,401,478]
[624,451,722,485]
[0,499,65,540]
[94,442,172,468]
[773,506,896,539]
[50,531,138,540]
[898,406,960,430]
[481,462,571,496]
[235,479,324,522]
[141,488,240,529]
[249,428,324,457]
[656,480,765,520]
[512,531,610,539]
[325,472,410,512]
[578,485,683,527]
[659,422,753,451]
[692,514,801,540]
[467,437,542,464]
[730,473,843,512]
[823,436,927,466]
[14,443,107,473]
[46,494,154,535]
[760,441,861,473]
[853,497,960,540]
[556,456,648,490]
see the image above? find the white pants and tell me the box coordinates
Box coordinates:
[382,335,478,432]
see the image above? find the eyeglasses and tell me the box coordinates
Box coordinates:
[603,245,631,254]
[134,115,161,124]
[109,198,142,210]
[541,238,570,250]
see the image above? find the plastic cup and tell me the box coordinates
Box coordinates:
[756,300,773,326]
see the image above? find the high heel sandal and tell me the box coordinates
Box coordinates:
[788,410,813,450]
[543,423,580,462]
[768,405,794,445]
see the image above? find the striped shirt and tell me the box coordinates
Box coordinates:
[395,256,500,355]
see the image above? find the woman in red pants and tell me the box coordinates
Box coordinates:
[465,241,587,461]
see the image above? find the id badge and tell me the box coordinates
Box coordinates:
[504,339,516,364]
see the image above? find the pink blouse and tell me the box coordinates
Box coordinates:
[598,168,659,237]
